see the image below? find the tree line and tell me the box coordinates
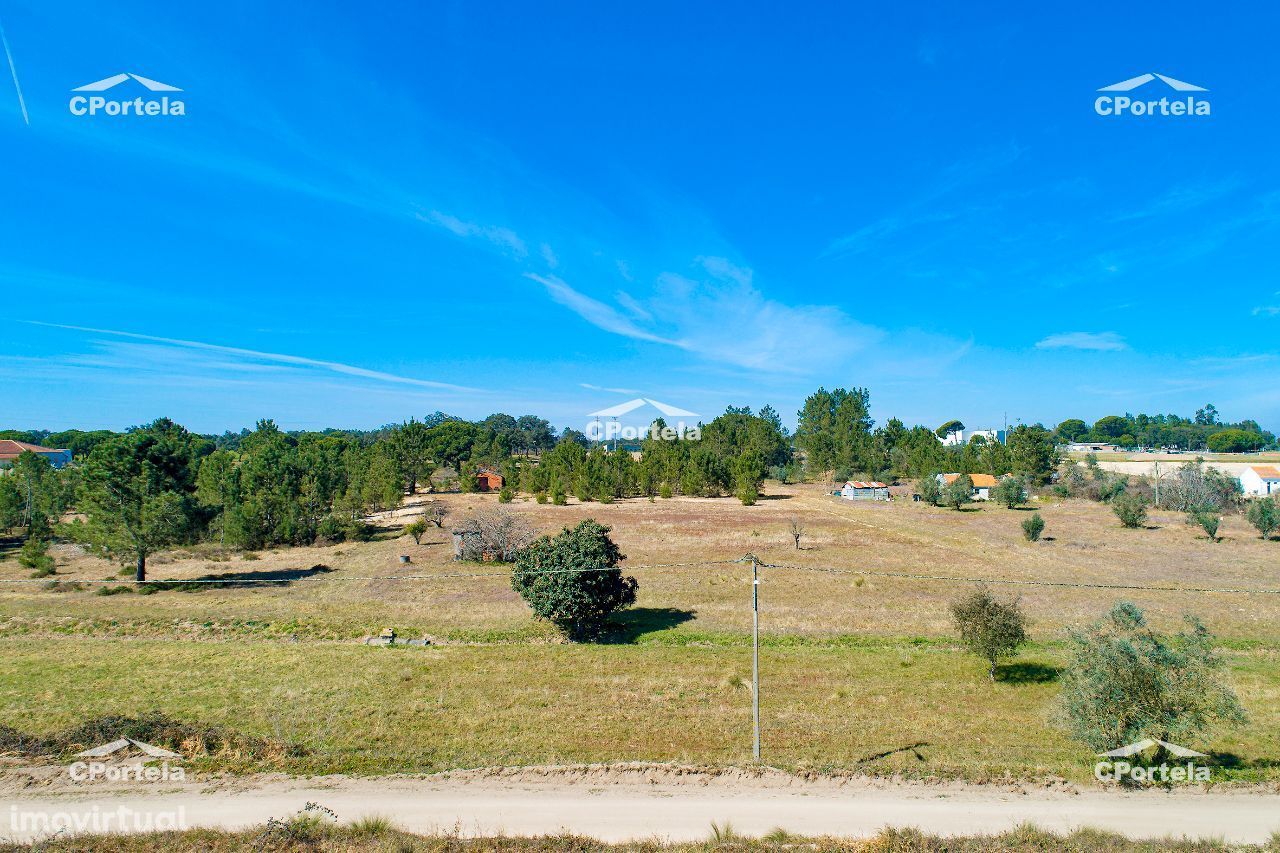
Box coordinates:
[1053,404,1275,452]
[794,387,1059,485]
[8,389,1268,579]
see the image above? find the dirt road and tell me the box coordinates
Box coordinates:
[3,765,1279,844]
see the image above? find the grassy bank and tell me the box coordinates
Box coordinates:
[0,822,1274,852]
[2,636,1277,782]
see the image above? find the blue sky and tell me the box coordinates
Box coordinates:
[2,2,1278,435]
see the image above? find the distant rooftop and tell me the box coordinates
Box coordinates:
[0,439,66,461]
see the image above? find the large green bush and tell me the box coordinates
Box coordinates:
[1111,492,1148,528]
[511,520,637,640]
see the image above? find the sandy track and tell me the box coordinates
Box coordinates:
[3,765,1279,843]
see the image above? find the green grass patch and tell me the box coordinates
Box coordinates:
[1,636,1276,783]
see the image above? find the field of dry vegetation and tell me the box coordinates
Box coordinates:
[1,484,1277,782]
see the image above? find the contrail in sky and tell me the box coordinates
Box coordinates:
[0,15,29,125]
[21,320,478,392]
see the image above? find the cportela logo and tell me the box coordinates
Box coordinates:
[1093,738,1211,783]
[1095,73,1209,117]
[69,73,185,117]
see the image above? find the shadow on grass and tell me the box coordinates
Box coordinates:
[996,661,1062,684]
[145,564,334,592]
[600,607,696,644]
[1205,751,1280,770]
[757,493,793,501]
[858,741,930,763]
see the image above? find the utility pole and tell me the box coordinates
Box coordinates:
[751,554,761,762]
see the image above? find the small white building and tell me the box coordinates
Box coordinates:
[938,472,999,500]
[840,481,890,501]
[1240,465,1280,497]
[940,429,1006,446]
[1064,442,1121,453]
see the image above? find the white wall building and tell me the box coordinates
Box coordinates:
[939,429,1006,447]
[937,473,999,500]
[1240,465,1280,497]
[839,481,889,501]
[1064,442,1121,453]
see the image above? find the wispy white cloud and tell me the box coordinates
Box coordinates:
[651,270,884,372]
[1190,353,1275,370]
[614,290,652,321]
[579,382,640,395]
[21,321,475,391]
[417,210,528,257]
[822,143,1024,258]
[524,273,684,347]
[1035,331,1128,352]
[697,256,752,287]
[0,15,29,126]
[529,265,885,375]
[1108,178,1242,223]
[540,243,559,268]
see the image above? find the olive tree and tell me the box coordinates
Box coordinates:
[1112,492,1148,529]
[1190,511,1221,543]
[950,585,1028,681]
[1057,602,1245,753]
[992,476,1027,509]
[943,474,974,511]
[1246,497,1277,540]
[917,474,942,506]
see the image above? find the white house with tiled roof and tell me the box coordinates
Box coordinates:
[938,472,999,500]
[1240,465,1280,497]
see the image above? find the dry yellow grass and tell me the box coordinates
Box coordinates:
[2,485,1277,643]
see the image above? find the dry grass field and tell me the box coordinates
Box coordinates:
[2,484,1277,643]
[1,484,1277,782]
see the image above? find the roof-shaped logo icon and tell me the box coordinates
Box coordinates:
[1097,73,1207,93]
[1096,738,1207,759]
[75,738,183,759]
[588,398,698,419]
[72,73,182,93]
